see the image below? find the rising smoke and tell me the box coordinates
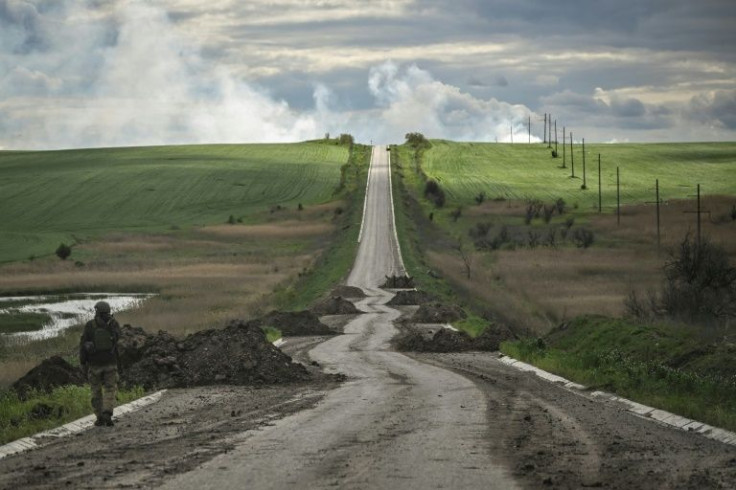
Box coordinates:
[0,1,537,149]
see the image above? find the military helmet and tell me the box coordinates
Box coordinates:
[94,301,111,314]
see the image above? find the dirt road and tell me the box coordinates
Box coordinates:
[1,146,734,489]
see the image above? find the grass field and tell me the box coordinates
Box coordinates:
[392,138,736,432]
[422,141,736,209]
[0,139,368,388]
[0,142,349,263]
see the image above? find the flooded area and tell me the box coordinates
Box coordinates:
[0,293,153,340]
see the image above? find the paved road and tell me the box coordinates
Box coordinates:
[159,146,519,489]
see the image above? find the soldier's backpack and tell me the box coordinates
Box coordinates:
[92,322,115,354]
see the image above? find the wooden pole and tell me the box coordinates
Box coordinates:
[570,131,575,178]
[543,114,547,144]
[554,120,558,154]
[528,115,531,144]
[656,179,661,251]
[548,113,552,148]
[697,183,701,248]
[598,154,602,212]
[582,138,587,189]
[617,166,621,226]
[562,126,566,168]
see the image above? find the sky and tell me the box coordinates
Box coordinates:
[1,0,735,149]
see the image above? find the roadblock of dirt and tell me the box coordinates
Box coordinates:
[311,296,362,315]
[387,290,437,306]
[395,324,517,353]
[330,285,366,299]
[381,275,415,288]
[11,356,85,399]
[410,302,467,323]
[118,321,310,390]
[249,310,339,336]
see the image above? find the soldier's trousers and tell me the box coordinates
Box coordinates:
[88,364,118,418]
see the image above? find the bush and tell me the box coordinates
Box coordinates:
[542,205,555,224]
[405,132,431,150]
[572,228,595,248]
[731,204,736,221]
[424,179,446,208]
[474,191,486,205]
[55,243,71,260]
[627,234,736,325]
[227,214,236,224]
[450,207,462,222]
[555,198,566,215]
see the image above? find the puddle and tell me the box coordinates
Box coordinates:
[0,293,153,340]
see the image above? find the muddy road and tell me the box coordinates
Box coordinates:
[0,146,734,489]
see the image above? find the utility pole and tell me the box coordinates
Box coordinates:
[554,120,558,154]
[616,166,621,226]
[548,113,552,148]
[597,154,602,212]
[656,179,661,251]
[528,115,531,144]
[543,114,547,144]
[570,131,575,178]
[562,126,566,168]
[582,138,587,189]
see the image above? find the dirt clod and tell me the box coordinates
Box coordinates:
[12,356,86,399]
[381,274,415,288]
[330,286,366,299]
[118,322,310,390]
[250,310,338,336]
[387,290,437,306]
[410,302,466,324]
[311,296,362,315]
[395,324,517,353]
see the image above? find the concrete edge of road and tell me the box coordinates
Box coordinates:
[498,355,736,447]
[0,389,167,460]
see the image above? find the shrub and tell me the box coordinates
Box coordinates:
[527,231,540,249]
[450,207,462,222]
[338,133,354,146]
[572,228,595,248]
[227,214,236,224]
[542,205,555,224]
[551,150,558,158]
[474,191,486,205]
[731,204,736,221]
[627,234,736,325]
[555,198,566,215]
[543,228,557,248]
[55,243,71,260]
[424,179,446,208]
[469,222,493,240]
[405,132,431,150]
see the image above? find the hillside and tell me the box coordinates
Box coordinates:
[0,142,349,263]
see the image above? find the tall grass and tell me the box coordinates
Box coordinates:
[0,384,144,444]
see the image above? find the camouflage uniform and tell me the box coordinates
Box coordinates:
[79,301,122,427]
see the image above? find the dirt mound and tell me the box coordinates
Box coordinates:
[381,274,415,288]
[395,323,517,353]
[118,322,310,390]
[410,302,467,323]
[252,310,338,336]
[331,285,366,298]
[387,290,437,306]
[12,356,86,399]
[311,296,361,315]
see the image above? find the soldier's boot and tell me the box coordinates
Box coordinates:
[102,411,114,427]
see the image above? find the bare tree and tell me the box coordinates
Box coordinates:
[453,237,474,279]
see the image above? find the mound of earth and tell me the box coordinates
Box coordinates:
[251,310,338,336]
[410,302,467,324]
[311,296,361,315]
[12,356,86,399]
[118,322,310,390]
[330,285,366,299]
[387,290,437,306]
[381,274,415,288]
[395,323,517,353]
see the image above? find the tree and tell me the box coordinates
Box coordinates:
[56,243,72,260]
[453,237,473,279]
[405,132,431,150]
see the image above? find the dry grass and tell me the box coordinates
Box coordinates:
[426,195,736,336]
[0,217,336,386]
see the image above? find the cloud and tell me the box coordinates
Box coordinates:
[687,89,736,129]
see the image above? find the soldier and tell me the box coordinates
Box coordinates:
[79,301,121,427]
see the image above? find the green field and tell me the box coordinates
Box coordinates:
[0,142,349,263]
[421,141,736,208]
